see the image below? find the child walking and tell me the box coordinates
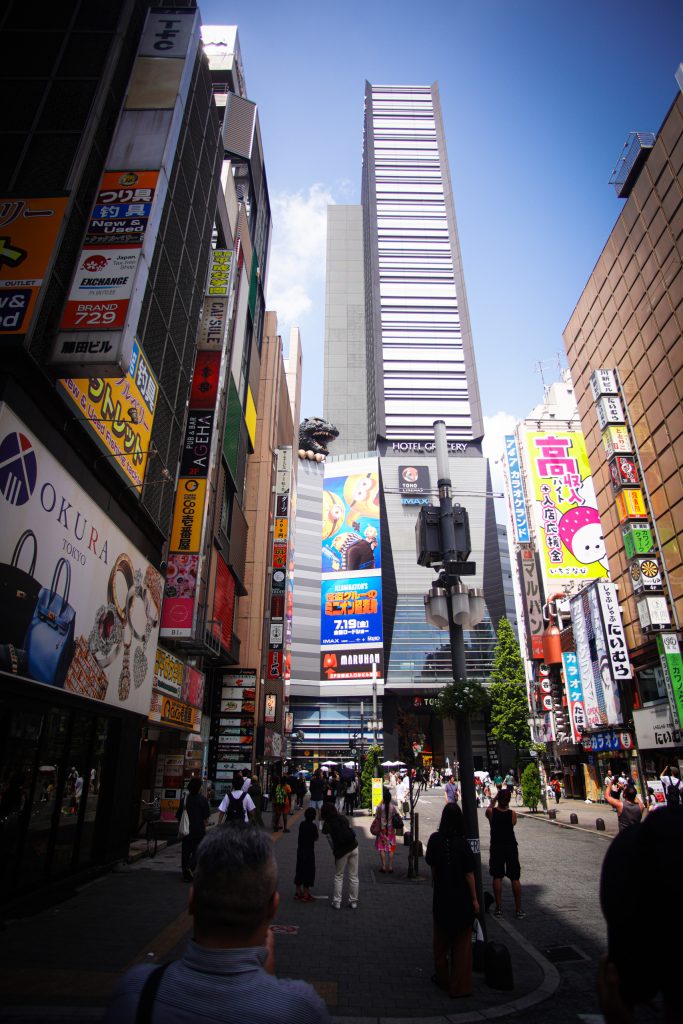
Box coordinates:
[295,807,318,902]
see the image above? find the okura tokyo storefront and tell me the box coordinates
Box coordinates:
[0,404,163,902]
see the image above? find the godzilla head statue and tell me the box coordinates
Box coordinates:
[298,416,339,460]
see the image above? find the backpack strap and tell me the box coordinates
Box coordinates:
[135,962,173,1024]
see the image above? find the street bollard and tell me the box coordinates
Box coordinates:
[570,812,578,825]
[596,818,606,831]
[547,808,556,820]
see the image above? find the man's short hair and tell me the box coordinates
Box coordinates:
[192,823,277,933]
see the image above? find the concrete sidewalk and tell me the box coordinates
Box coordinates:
[516,798,619,838]
[0,802,562,1023]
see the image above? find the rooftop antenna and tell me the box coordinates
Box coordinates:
[535,355,567,400]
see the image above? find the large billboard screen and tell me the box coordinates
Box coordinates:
[524,431,608,587]
[320,456,383,683]
[0,404,162,714]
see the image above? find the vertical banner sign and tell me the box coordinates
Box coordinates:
[58,336,158,494]
[656,633,683,728]
[517,546,545,660]
[0,197,68,336]
[562,651,585,743]
[51,9,199,374]
[160,250,235,639]
[570,582,625,729]
[524,431,607,591]
[265,446,292,737]
[320,456,384,683]
[209,669,256,802]
[504,435,530,543]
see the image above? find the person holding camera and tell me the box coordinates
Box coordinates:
[604,779,644,832]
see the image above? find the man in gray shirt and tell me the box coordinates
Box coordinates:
[104,824,330,1023]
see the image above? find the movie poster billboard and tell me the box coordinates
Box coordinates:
[322,459,381,574]
[524,431,608,590]
[0,404,162,715]
[320,456,384,685]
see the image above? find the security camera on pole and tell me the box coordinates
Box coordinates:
[416,420,486,924]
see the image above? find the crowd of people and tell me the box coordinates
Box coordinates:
[114,760,683,1023]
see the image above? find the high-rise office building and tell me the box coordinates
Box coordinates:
[308,82,506,769]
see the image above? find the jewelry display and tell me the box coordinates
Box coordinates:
[127,569,157,689]
[88,604,123,667]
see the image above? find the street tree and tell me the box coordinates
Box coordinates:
[488,617,531,771]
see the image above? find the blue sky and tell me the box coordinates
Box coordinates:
[201,0,683,457]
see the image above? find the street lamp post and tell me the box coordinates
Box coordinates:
[417,420,486,922]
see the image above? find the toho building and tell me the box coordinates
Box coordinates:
[311,83,505,770]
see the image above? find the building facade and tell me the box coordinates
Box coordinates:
[563,84,683,794]
[289,82,506,772]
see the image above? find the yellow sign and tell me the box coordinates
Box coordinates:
[371,777,383,813]
[615,488,648,523]
[59,338,157,492]
[0,196,68,335]
[170,478,207,553]
[601,424,631,459]
[274,517,289,540]
[150,693,201,732]
[525,431,608,583]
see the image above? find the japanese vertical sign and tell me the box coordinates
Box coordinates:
[504,435,530,543]
[517,546,544,660]
[570,581,625,728]
[51,8,200,374]
[524,431,607,588]
[0,197,68,336]
[320,456,384,682]
[267,447,292,713]
[58,337,158,493]
[160,251,235,639]
[657,633,683,728]
[562,651,585,743]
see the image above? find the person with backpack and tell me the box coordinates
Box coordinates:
[218,783,256,825]
[272,776,291,833]
[321,802,359,909]
[660,766,682,806]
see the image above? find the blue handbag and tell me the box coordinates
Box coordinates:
[25,558,76,688]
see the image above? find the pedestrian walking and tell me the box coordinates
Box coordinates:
[425,802,479,998]
[344,775,357,816]
[503,770,515,793]
[218,784,256,825]
[396,773,410,818]
[295,807,318,902]
[249,774,264,828]
[321,802,359,910]
[552,778,562,805]
[604,781,644,831]
[295,774,307,809]
[177,776,210,882]
[335,774,346,814]
[660,765,682,806]
[370,786,399,873]
[271,777,291,832]
[309,769,325,819]
[444,775,458,804]
[485,788,524,918]
[104,824,331,1023]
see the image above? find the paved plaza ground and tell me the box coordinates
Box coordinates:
[0,790,660,1023]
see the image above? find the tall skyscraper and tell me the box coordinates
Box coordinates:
[317,82,505,770]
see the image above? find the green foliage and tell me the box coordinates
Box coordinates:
[360,744,382,808]
[488,618,531,766]
[521,763,541,811]
[436,679,488,718]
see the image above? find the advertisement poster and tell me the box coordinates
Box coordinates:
[504,435,530,543]
[320,575,383,647]
[0,196,68,335]
[210,670,256,800]
[320,646,384,682]
[160,553,198,637]
[570,583,625,729]
[59,336,158,493]
[524,431,608,588]
[153,646,183,699]
[322,460,381,574]
[562,651,585,743]
[182,664,205,709]
[0,404,162,714]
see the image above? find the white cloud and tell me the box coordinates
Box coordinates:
[266,183,335,325]
[482,411,517,522]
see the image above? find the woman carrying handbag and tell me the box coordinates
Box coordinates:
[370,786,399,873]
